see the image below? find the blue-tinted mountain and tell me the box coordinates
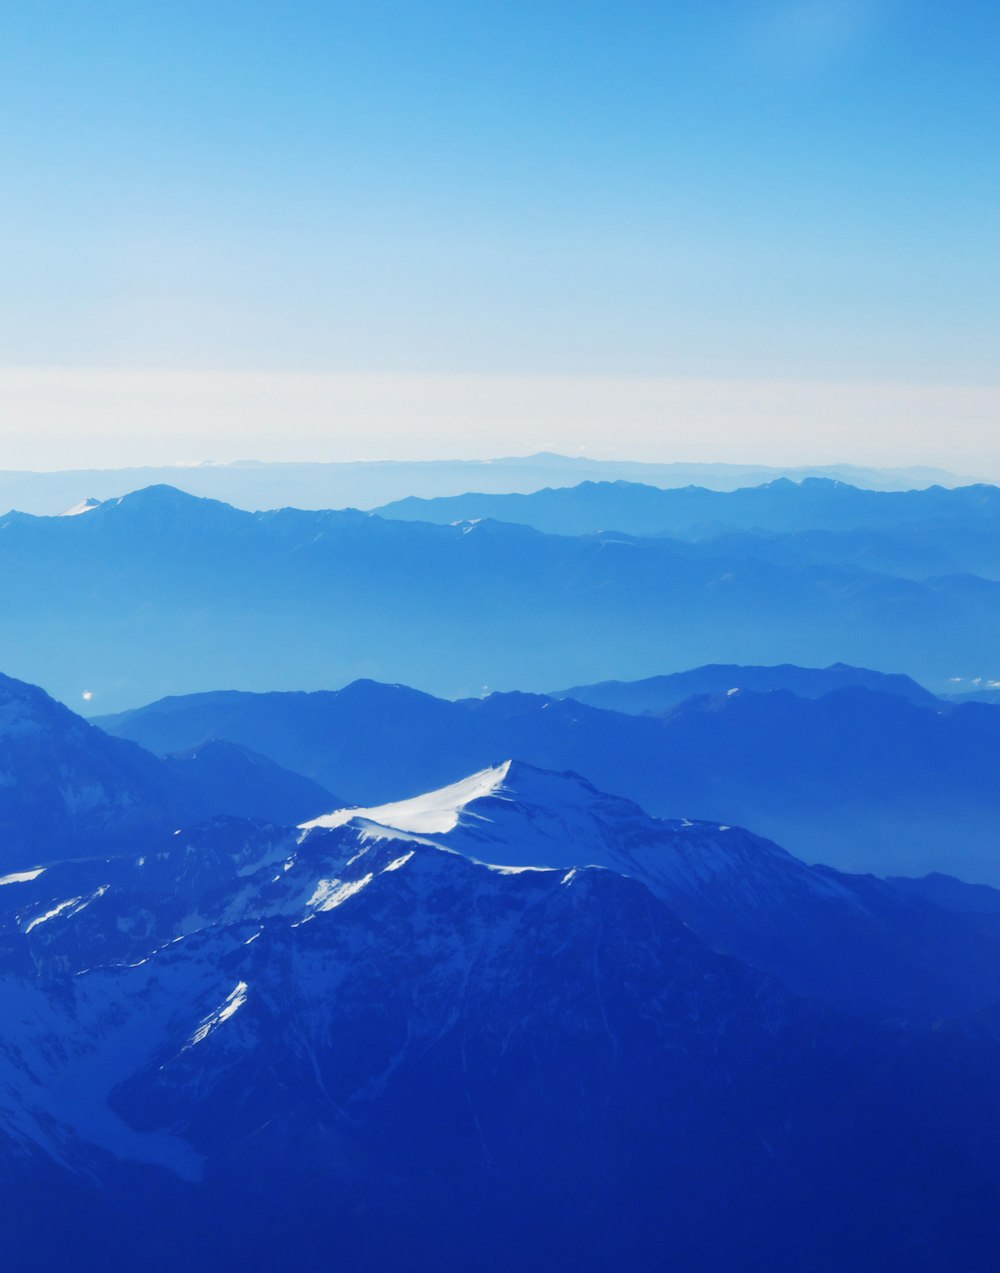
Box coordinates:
[886,871,1000,914]
[3,485,1000,709]
[376,475,1000,536]
[553,660,939,713]
[0,456,967,515]
[378,478,1000,580]
[0,671,336,871]
[1,772,999,1270]
[99,677,1000,882]
[944,684,1000,705]
[692,522,1000,581]
[298,759,1000,1021]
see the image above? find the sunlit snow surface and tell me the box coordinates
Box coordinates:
[0,867,45,886]
[23,887,107,933]
[57,498,101,517]
[301,760,512,834]
[186,981,249,1049]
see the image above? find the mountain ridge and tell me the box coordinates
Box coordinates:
[97,674,1000,882]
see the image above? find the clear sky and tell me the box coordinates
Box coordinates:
[0,1,997,471]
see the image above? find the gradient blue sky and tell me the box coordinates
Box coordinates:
[1,1,997,469]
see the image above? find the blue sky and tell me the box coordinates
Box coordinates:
[0,1,997,468]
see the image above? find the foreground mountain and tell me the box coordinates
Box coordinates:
[3,485,1000,710]
[0,671,336,871]
[100,677,1000,881]
[304,760,1000,1020]
[1,774,999,1270]
[553,660,939,713]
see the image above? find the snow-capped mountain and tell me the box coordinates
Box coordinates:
[1,780,999,1272]
[305,760,1000,1020]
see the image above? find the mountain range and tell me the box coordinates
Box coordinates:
[376,477,1000,579]
[99,671,1000,882]
[2,484,1000,711]
[375,475,1000,535]
[0,456,969,516]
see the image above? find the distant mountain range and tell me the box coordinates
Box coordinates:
[2,484,1000,710]
[3,756,1000,1270]
[375,478,1000,579]
[552,660,939,713]
[98,670,1000,883]
[0,455,970,515]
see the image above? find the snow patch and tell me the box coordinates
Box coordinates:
[0,867,45,886]
[301,761,512,835]
[24,886,107,933]
[308,874,373,912]
[58,498,101,517]
[186,981,249,1048]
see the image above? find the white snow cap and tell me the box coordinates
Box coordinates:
[301,761,512,835]
[58,498,102,517]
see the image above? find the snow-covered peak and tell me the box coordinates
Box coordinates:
[301,760,512,835]
[299,757,854,922]
[57,497,101,517]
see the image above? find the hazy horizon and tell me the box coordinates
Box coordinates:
[2,3,997,476]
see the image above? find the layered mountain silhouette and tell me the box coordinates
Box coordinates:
[377,477,1000,579]
[2,485,1000,710]
[376,475,1000,535]
[100,673,1000,882]
[2,760,1000,1270]
[0,456,966,516]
